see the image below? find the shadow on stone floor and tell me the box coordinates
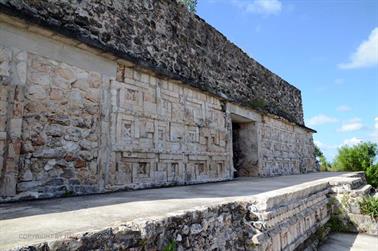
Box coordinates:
[319,233,377,251]
[0,172,344,221]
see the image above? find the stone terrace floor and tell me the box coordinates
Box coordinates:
[319,233,378,251]
[0,172,349,250]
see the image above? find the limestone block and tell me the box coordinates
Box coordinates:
[170,122,184,142]
[8,118,22,138]
[26,84,47,100]
[0,47,11,78]
[49,88,64,100]
[159,99,172,119]
[16,60,27,85]
[0,172,17,196]
[190,224,203,235]
[28,70,50,86]
[55,63,77,83]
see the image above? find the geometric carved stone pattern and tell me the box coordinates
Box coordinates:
[108,65,232,189]
[0,30,317,201]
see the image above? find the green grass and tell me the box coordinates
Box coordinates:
[326,217,345,232]
[359,196,378,218]
[163,240,176,251]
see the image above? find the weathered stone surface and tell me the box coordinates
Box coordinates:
[0,0,307,126]
[5,173,367,251]
[258,117,317,176]
[0,48,26,197]
[329,179,378,236]
[0,13,318,201]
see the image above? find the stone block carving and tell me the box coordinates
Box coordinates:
[0,0,307,125]
[257,117,317,176]
[0,23,316,201]
[107,66,232,190]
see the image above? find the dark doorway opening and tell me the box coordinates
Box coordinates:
[231,115,259,178]
[232,122,242,178]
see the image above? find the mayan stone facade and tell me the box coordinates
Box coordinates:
[0,0,317,201]
[0,0,305,125]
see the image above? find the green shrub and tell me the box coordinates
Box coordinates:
[359,196,378,218]
[332,142,378,187]
[163,240,177,251]
[326,217,347,232]
[366,164,378,188]
[315,145,332,172]
[333,142,377,172]
[319,155,332,172]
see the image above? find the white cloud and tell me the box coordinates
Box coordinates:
[375,117,378,130]
[306,114,338,126]
[314,140,322,147]
[315,141,337,150]
[339,27,378,69]
[342,137,363,146]
[336,105,351,112]
[314,140,338,160]
[232,0,282,15]
[338,118,363,132]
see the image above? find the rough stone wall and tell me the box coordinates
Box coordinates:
[0,18,317,201]
[258,116,317,176]
[18,52,106,198]
[0,47,25,197]
[0,45,108,199]
[328,174,377,235]
[226,104,318,177]
[0,26,232,200]
[0,0,306,126]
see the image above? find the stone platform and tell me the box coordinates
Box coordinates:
[0,172,363,250]
[319,233,378,251]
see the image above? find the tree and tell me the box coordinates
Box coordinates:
[366,163,378,188]
[178,0,198,12]
[333,142,377,172]
[315,145,332,171]
[333,142,378,188]
[314,145,323,158]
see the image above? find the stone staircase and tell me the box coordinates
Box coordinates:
[327,172,377,237]
[233,172,374,251]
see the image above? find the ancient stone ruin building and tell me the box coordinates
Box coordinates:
[0,0,317,201]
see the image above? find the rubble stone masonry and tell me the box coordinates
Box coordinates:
[1,0,307,125]
[0,5,317,201]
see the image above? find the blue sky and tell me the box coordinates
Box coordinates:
[197,0,378,160]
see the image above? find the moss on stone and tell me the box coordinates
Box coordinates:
[62,190,74,197]
[138,238,148,248]
[314,225,330,243]
[246,99,267,110]
[326,217,345,232]
[326,216,355,233]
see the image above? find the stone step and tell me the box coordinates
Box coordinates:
[329,176,365,193]
[252,181,329,211]
[350,184,373,197]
